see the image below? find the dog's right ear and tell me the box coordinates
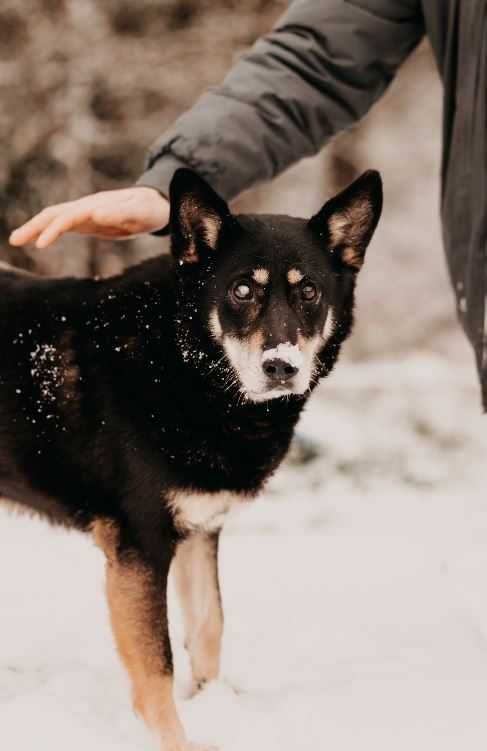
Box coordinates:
[308,170,383,271]
[169,168,234,265]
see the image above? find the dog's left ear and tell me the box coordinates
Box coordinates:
[169,168,234,264]
[308,170,383,271]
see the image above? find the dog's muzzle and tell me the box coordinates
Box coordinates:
[221,335,315,402]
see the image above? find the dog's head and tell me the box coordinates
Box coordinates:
[169,168,382,403]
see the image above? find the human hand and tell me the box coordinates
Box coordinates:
[9,186,169,248]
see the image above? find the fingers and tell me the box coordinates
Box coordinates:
[9,205,68,247]
[8,187,170,249]
[9,197,111,248]
[35,209,92,249]
[9,193,117,248]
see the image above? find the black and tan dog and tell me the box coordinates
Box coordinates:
[0,168,382,750]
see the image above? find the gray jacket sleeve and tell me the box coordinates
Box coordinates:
[137,0,424,201]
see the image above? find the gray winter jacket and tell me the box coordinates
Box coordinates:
[137,0,487,408]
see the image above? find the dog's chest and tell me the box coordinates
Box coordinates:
[167,490,245,533]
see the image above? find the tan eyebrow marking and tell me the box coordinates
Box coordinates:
[252,268,269,285]
[287,268,304,285]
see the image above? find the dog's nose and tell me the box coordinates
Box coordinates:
[263,358,298,383]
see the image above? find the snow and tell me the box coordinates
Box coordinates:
[261,342,304,368]
[30,343,64,403]
[1,353,487,750]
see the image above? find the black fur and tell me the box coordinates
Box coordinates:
[0,169,381,584]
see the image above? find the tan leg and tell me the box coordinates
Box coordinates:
[92,519,214,751]
[172,532,223,693]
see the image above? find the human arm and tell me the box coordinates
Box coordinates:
[137,0,425,200]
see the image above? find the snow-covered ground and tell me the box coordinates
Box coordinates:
[1,354,487,751]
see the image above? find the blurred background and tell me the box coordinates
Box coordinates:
[1,4,487,749]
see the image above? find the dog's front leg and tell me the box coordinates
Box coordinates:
[173,531,223,695]
[93,519,215,751]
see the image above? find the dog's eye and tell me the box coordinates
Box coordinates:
[232,281,253,302]
[301,283,318,302]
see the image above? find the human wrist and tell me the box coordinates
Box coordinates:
[132,185,170,234]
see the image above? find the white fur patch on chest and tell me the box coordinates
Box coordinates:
[167,491,242,533]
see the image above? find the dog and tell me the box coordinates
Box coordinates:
[0,167,382,750]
